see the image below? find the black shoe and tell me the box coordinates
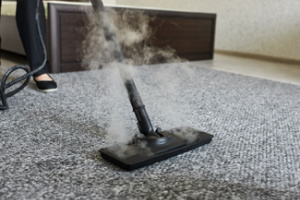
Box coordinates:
[34,75,58,93]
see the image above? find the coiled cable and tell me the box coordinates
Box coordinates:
[0,0,47,110]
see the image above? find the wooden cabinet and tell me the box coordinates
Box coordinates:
[48,3,216,73]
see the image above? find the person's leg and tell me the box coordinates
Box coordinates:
[16,0,57,92]
[16,0,49,78]
[0,0,2,66]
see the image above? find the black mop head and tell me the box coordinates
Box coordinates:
[100,127,213,171]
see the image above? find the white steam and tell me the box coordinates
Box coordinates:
[81,8,185,68]
[82,7,197,147]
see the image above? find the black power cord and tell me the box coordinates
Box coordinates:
[0,0,47,110]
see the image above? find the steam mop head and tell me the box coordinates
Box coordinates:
[100,127,213,170]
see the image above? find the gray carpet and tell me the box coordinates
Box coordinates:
[1,62,300,199]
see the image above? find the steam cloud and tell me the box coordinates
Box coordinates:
[82,6,196,147]
[81,8,185,68]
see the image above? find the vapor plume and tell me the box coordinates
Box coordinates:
[82,6,195,147]
[81,7,185,69]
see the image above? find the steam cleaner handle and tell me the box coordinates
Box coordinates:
[90,0,155,135]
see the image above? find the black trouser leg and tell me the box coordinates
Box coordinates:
[0,0,2,66]
[16,0,48,77]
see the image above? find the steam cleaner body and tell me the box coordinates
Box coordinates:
[91,0,213,170]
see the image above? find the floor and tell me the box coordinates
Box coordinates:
[194,53,300,85]
[1,51,300,85]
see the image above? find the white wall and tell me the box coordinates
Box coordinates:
[115,0,300,61]
[103,0,116,5]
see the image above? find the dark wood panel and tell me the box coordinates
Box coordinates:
[60,12,88,63]
[182,53,212,60]
[48,3,90,73]
[61,63,84,73]
[149,15,215,60]
[48,3,216,73]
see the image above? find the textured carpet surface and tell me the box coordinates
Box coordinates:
[1,62,300,199]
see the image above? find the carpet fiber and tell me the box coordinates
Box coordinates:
[1,62,300,199]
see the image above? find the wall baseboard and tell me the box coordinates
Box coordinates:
[215,49,300,65]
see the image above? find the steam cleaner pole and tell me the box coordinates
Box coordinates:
[90,0,156,136]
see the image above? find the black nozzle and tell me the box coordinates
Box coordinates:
[124,79,155,135]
